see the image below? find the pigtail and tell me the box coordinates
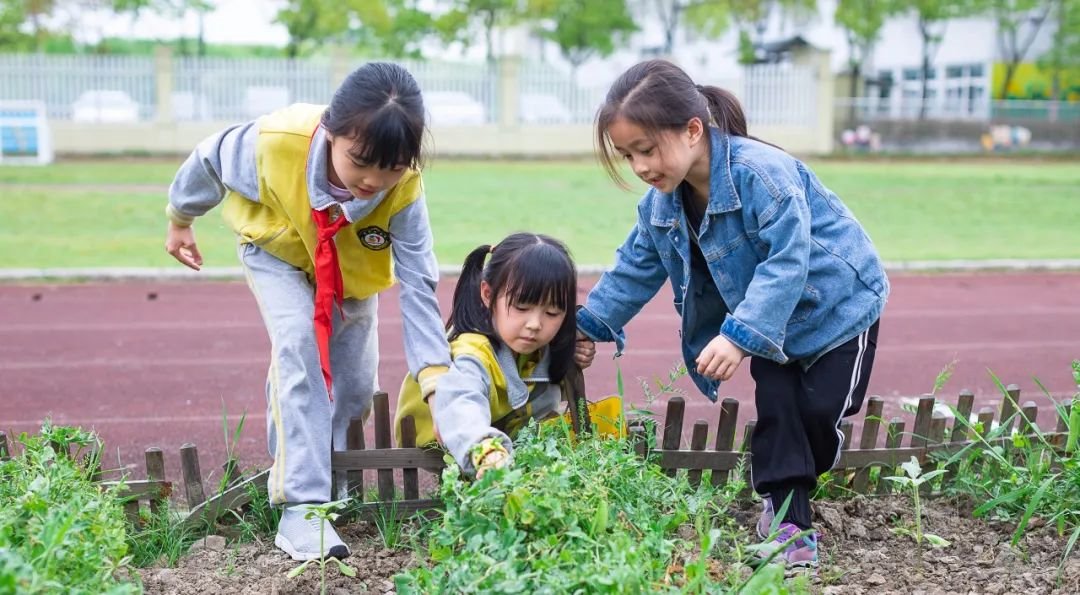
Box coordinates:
[447,244,495,341]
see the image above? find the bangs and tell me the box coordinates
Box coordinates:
[346,106,423,169]
[499,245,575,312]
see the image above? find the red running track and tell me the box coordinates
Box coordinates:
[1,272,1077,484]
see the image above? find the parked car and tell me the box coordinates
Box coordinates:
[70,90,140,123]
[244,86,290,120]
[426,91,487,126]
[171,91,212,121]
[520,92,573,124]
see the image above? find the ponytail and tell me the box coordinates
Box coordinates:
[596,59,781,186]
[696,85,748,137]
[446,244,495,340]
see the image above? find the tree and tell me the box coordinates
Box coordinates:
[348,0,436,59]
[1038,0,1080,104]
[438,0,525,63]
[895,0,977,119]
[729,0,817,64]
[111,0,214,55]
[275,0,349,58]
[983,0,1052,99]
[834,0,899,117]
[643,0,733,56]
[632,1,822,62]
[0,1,33,50]
[531,0,637,75]
[20,0,59,51]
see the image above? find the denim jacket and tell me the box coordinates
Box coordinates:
[577,128,889,400]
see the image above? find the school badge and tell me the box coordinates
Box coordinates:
[357,226,391,250]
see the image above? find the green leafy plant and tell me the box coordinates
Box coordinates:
[886,456,951,550]
[0,422,137,594]
[394,420,789,593]
[286,500,356,594]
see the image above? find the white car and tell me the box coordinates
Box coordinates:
[426,91,487,126]
[244,86,290,120]
[520,92,573,124]
[71,90,140,123]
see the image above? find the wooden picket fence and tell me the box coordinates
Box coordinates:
[0,382,1071,529]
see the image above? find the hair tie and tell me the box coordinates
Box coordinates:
[489,245,495,254]
[695,84,705,92]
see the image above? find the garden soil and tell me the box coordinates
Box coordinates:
[138,496,1080,594]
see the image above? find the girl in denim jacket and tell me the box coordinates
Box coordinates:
[576,59,889,571]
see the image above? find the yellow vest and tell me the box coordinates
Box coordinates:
[221,103,423,300]
[395,333,540,447]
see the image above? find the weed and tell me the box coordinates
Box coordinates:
[370,500,405,550]
[635,361,689,417]
[126,507,199,568]
[939,365,1080,584]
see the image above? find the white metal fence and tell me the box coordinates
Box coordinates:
[0,53,825,130]
[519,63,608,125]
[739,63,817,127]
[0,54,157,121]
[173,56,333,121]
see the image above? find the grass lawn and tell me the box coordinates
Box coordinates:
[1,158,1077,268]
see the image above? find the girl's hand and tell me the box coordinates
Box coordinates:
[476,449,510,479]
[165,222,203,271]
[696,335,746,381]
[574,331,596,369]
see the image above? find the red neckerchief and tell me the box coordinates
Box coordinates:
[310,204,350,400]
[308,124,349,400]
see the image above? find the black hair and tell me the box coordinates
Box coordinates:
[595,59,776,187]
[448,233,578,383]
[321,62,426,170]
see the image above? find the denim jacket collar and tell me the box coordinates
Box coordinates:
[649,128,742,228]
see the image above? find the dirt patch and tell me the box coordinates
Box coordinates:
[140,496,1080,593]
[802,495,1080,594]
[137,522,417,595]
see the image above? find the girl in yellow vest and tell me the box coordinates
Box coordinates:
[163,63,450,561]
[395,232,590,478]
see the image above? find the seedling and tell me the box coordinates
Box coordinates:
[886,457,950,550]
[286,500,356,594]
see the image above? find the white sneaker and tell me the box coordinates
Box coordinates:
[274,504,351,561]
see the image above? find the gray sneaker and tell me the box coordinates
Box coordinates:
[274,504,351,561]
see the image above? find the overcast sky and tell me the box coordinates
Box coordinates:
[70,0,290,46]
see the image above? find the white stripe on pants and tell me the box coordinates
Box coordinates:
[239,242,379,505]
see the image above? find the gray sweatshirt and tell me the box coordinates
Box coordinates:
[431,340,563,475]
[166,120,451,381]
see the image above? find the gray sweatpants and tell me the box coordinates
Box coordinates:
[238,242,379,506]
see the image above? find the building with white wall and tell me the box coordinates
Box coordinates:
[518,0,1065,119]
